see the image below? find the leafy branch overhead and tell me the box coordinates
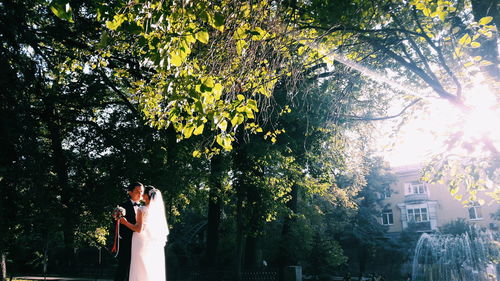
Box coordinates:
[51,0,326,154]
[49,0,499,202]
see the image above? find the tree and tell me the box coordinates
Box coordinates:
[336,157,400,277]
[439,218,473,235]
[288,0,499,202]
[0,0,208,276]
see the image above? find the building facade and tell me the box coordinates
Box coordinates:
[380,165,499,233]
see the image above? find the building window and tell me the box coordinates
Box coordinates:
[468,205,482,220]
[407,207,428,222]
[405,181,427,195]
[381,187,391,198]
[382,210,394,225]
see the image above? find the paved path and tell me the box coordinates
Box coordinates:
[11,277,112,281]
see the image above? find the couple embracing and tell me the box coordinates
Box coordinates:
[114,182,169,281]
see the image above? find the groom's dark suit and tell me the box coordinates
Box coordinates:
[114,199,137,281]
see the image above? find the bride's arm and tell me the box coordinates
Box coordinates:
[119,209,144,233]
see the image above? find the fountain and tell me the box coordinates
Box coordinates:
[411,229,499,281]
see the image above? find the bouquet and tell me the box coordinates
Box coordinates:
[111,205,126,256]
[112,206,126,220]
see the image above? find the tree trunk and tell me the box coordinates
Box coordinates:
[44,98,75,269]
[244,235,258,268]
[233,134,248,281]
[1,251,6,281]
[163,126,179,213]
[243,162,264,270]
[204,154,224,267]
[358,245,367,278]
[277,184,299,265]
[276,184,299,281]
[235,185,245,281]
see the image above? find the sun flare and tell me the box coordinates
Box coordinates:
[377,75,500,166]
[459,81,500,143]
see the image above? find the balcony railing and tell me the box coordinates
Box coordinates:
[407,221,432,232]
[404,193,429,202]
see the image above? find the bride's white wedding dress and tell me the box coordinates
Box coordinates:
[129,193,169,281]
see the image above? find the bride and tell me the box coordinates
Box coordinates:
[120,185,169,281]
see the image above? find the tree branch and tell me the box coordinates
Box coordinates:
[345,98,422,121]
[364,36,463,106]
[55,117,127,153]
[391,13,439,83]
[410,8,463,99]
[298,24,428,38]
[98,70,141,116]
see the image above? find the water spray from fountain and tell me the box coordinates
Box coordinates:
[411,227,499,281]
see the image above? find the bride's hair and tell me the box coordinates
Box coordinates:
[145,185,159,200]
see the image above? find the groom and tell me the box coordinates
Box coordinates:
[114,182,144,281]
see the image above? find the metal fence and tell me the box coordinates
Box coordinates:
[176,269,279,281]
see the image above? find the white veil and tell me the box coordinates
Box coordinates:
[144,189,169,245]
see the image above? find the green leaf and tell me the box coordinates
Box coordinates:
[213,13,225,31]
[216,134,223,147]
[479,60,493,66]
[203,11,224,32]
[201,77,215,88]
[195,31,209,44]
[217,119,228,131]
[236,40,247,55]
[223,137,232,151]
[463,61,474,67]
[106,14,126,31]
[244,106,254,119]
[50,0,74,23]
[202,92,214,104]
[438,11,447,21]
[192,150,202,158]
[183,125,195,138]
[215,134,232,150]
[169,50,184,67]
[97,31,110,48]
[470,42,481,48]
[247,99,258,111]
[231,113,245,127]
[234,26,248,40]
[251,27,266,40]
[423,7,430,17]
[185,34,196,44]
[479,16,493,26]
[193,124,204,135]
[96,7,103,21]
[213,83,223,100]
[458,34,471,45]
